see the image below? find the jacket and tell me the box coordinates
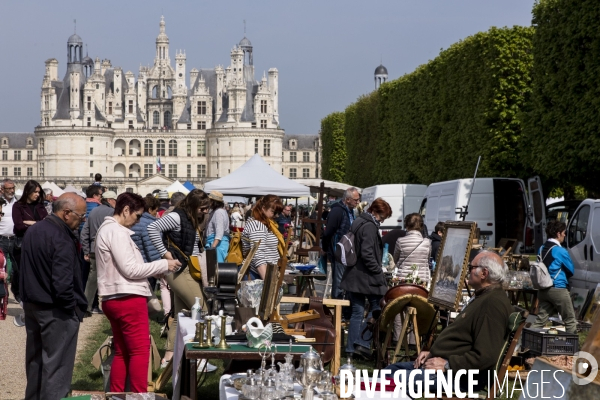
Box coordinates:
[19,215,87,314]
[79,199,101,232]
[12,201,48,237]
[80,204,115,255]
[394,230,432,283]
[429,231,442,262]
[131,212,162,263]
[340,213,387,296]
[322,200,355,256]
[164,209,198,269]
[95,216,169,298]
[539,240,574,289]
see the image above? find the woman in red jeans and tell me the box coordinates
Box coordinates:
[95,193,181,392]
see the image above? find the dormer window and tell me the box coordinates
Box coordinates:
[289,139,297,150]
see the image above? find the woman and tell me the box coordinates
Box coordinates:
[340,198,392,359]
[12,180,48,303]
[147,189,214,369]
[531,220,577,333]
[95,193,180,393]
[205,190,230,262]
[131,195,171,319]
[393,213,432,284]
[241,194,285,280]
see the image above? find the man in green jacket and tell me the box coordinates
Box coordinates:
[385,251,512,393]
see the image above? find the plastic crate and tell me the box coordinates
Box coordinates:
[522,328,579,356]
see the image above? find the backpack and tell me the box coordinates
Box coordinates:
[335,219,368,267]
[529,245,559,290]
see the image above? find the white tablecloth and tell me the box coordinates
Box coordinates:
[218,375,411,400]
[172,313,199,400]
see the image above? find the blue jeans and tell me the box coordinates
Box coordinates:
[330,258,346,300]
[346,291,381,353]
[205,233,230,263]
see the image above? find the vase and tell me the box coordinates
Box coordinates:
[245,317,273,348]
[191,296,201,321]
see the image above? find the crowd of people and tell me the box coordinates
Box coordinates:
[0,177,579,398]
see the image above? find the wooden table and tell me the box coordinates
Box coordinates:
[296,273,327,297]
[278,296,350,376]
[505,288,538,314]
[180,343,312,400]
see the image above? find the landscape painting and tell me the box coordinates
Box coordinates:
[429,221,476,310]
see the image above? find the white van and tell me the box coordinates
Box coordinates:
[361,184,427,231]
[419,177,546,250]
[565,199,600,289]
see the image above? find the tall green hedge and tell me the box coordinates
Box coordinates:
[522,0,600,195]
[320,112,346,182]
[322,26,534,187]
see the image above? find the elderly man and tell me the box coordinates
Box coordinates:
[385,251,512,391]
[322,187,361,305]
[80,190,118,315]
[20,193,88,400]
[43,188,53,215]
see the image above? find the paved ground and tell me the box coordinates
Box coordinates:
[0,293,104,400]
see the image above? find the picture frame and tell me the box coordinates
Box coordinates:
[569,287,590,320]
[428,221,477,311]
[237,238,262,285]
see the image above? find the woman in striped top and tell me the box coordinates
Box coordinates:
[147,189,215,370]
[242,195,285,280]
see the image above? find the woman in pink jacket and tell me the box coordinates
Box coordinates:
[96,192,181,393]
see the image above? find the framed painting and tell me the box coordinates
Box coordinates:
[570,287,590,320]
[428,221,477,311]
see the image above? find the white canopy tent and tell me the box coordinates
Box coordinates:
[165,180,190,195]
[42,181,65,197]
[294,179,361,198]
[203,154,310,198]
[63,185,85,198]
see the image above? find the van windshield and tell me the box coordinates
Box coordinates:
[493,179,527,246]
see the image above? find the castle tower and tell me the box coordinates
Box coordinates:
[239,36,254,84]
[374,64,388,89]
[155,16,170,67]
[173,50,187,122]
[226,46,246,124]
[268,68,279,125]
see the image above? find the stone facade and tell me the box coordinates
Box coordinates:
[0,17,320,193]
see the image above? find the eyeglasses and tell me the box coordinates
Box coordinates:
[468,263,478,272]
[68,209,86,221]
[3,186,15,191]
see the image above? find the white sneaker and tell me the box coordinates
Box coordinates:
[197,359,217,372]
[13,313,25,327]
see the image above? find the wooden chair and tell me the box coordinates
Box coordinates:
[441,306,528,399]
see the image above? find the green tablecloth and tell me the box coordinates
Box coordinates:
[185,343,312,353]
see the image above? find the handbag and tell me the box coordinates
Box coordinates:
[226,231,244,265]
[530,245,559,289]
[167,233,203,282]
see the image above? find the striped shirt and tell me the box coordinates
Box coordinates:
[147,212,201,256]
[242,218,279,274]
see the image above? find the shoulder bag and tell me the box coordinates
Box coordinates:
[167,229,204,282]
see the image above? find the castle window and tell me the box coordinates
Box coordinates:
[197,121,206,130]
[90,137,94,142]
[90,147,93,155]
[187,124,191,130]
[187,165,191,178]
[14,151,21,161]
[108,102,113,114]
[144,164,153,177]
[14,167,21,177]
[153,111,159,126]
[144,140,153,156]
[260,100,267,113]
[302,168,310,178]
[2,140,6,146]
[44,95,49,109]
[27,167,33,177]
[168,140,177,156]
[27,150,33,161]
[251,122,256,129]
[168,164,177,178]
[1,151,6,161]
[96,84,99,89]
[254,139,259,154]
[289,152,297,162]
[44,117,49,126]
[197,164,206,178]
[187,141,191,157]
[260,120,267,129]
[151,86,157,99]
[164,111,171,128]
[263,140,271,157]
[90,161,93,167]
[1,167,6,176]
[87,118,91,127]
[197,141,206,157]
[303,152,310,162]
[157,140,165,156]
[128,100,133,114]
[39,139,44,155]
[289,168,296,178]
[39,163,44,177]
[87,96,91,111]
[197,101,206,115]
[128,120,134,129]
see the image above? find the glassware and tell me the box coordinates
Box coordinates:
[242,377,261,400]
[262,375,278,400]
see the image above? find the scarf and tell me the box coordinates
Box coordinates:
[365,212,381,227]
[268,219,286,259]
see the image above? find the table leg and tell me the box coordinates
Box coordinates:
[332,304,342,376]
[190,359,197,400]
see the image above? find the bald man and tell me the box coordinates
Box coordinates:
[20,193,88,400]
[385,251,512,392]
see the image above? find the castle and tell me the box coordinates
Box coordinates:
[1,17,320,194]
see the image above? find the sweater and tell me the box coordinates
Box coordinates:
[430,285,513,372]
[205,208,230,241]
[131,212,162,263]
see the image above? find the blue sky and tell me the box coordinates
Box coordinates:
[0,0,535,134]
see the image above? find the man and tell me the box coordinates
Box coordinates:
[385,251,512,392]
[0,180,18,297]
[276,204,293,235]
[322,187,360,303]
[162,191,185,216]
[92,173,103,186]
[43,188,53,215]
[80,190,117,316]
[156,189,170,217]
[82,184,103,231]
[20,193,88,400]
[429,221,444,263]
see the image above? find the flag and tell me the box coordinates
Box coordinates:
[156,157,162,173]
